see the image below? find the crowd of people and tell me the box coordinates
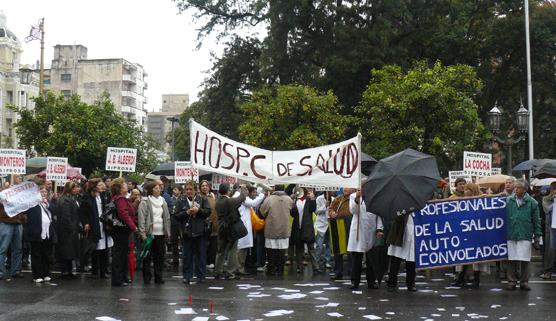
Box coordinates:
[0,174,553,293]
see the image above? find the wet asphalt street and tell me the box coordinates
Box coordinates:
[0,263,554,321]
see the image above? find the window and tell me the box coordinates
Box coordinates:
[7,91,13,104]
[61,90,72,97]
[61,74,72,81]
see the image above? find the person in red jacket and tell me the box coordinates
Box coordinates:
[110,178,138,287]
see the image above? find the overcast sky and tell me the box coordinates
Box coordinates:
[2,0,246,112]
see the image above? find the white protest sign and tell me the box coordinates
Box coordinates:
[105,147,137,172]
[211,174,238,190]
[491,167,502,175]
[46,157,68,184]
[448,171,473,193]
[190,120,362,188]
[0,149,26,174]
[0,182,42,217]
[174,162,199,184]
[463,151,492,177]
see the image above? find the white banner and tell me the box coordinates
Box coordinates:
[46,157,68,184]
[0,182,42,217]
[106,147,137,172]
[174,161,199,184]
[211,174,238,190]
[463,151,492,177]
[190,120,362,188]
[448,171,473,193]
[0,149,26,175]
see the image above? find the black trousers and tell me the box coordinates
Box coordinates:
[30,240,52,279]
[351,251,375,287]
[111,231,130,285]
[207,235,218,266]
[266,249,286,274]
[143,235,166,282]
[79,238,96,271]
[170,219,181,264]
[92,249,108,276]
[388,256,416,288]
[60,259,73,274]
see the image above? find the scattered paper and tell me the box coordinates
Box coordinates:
[174,308,196,315]
[247,294,271,298]
[327,312,343,317]
[379,299,389,302]
[490,288,503,292]
[215,317,229,321]
[418,289,433,293]
[209,287,224,290]
[278,293,306,300]
[315,297,329,301]
[168,303,177,306]
[352,290,363,294]
[358,307,367,311]
[385,312,395,315]
[309,290,324,294]
[294,283,330,287]
[441,294,457,298]
[315,302,339,308]
[452,314,460,317]
[264,310,294,317]
[96,317,121,321]
[437,308,446,312]
[119,298,129,302]
[455,307,465,311]
[444,287,460,290]
[528,303,536,306]
[491,305,501,309]
[283,289,301,293]
[363,315,382,320]
[323,287,340,290]
[192,317,209,321]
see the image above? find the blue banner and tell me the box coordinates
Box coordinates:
[414,196,508,269]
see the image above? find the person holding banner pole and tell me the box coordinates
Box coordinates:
[505,179,542,291]
[386,211,417,292]
[327,189,354,280]
[289,187,320,275]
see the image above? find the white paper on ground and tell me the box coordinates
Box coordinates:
[323,287,340,290]
[327,312,343,317]
[263,310,294,317]
[192,317,209,321]
[379,299,389,302]
[315,302,339,308]
[315,297,329,301]
[95,317,121,321]
[444,286,460,290]
[441,294,457,297]
[168,303,177,306]
[455,307,465,311]
[209,287,224,290]
[358,307,367,311]
[309,290,324,294]
[294,283,330,287]
[452,314,460,317]
[174,308,196,315]
[437,308,446,311]
[363,315,382,320]
[352,290,363,294]
[283,289,301,293]
[528,303,536,306]
[119,298,129,302]
[247,294,271,298]
[215,316,229,321]
[491,305,501,308]
[278,293,306,300]
[490,288,503,292]
[386,312,395,315]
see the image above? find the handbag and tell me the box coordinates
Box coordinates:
[100,201,128,234]
[229,220,248,241]
[250,208,265,232]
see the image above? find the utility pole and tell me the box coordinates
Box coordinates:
[524,0,534,160]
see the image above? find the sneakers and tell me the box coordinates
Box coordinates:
[33,278,44,283]
[207,264,215,269]
[43,276,51,282]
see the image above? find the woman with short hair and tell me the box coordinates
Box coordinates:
[137,181,171,284]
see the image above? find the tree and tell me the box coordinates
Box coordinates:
[356,61,488,172]
[11,92,159,176]
[239,84,351,150]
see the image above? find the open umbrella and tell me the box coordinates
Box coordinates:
[151,162,175,176]
[362,148,440,221]
[531,178,556,187]
[513,159,553,172]
[361,152,378,176]
[533,160,556,179]
[476,174,511,189]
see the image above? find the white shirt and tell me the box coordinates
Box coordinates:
[39,203,51,240]
[315,195,329,234]
[149,196,164,236]
[296,198,306,229]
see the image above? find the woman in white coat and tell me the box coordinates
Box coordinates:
[236,185,266,274]
[348,190,384,290]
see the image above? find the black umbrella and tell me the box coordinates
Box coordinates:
[151,162,175,176]
[362,148,440,221]
[361,152,378,176]
[533,160,556,179]
[513,159,552,172]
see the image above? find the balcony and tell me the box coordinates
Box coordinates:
[122,91,138,100]
[122,74,136,83]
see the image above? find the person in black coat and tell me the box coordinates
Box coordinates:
[56,181,81,279]
[174,181,211,284]
[80,178,111,278]
[290,188,320,275]
[24,185,57,283]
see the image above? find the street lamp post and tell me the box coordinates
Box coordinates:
[25,18,45,96]
[166,116,179,161]
[488,101,530,174]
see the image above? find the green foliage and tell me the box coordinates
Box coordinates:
[356,61,488,172]
[10,92,159,176]
[239,84,350,150]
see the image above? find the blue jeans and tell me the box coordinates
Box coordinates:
[0,222,23,277]
[182,236,207,280]
[315,230,331,269]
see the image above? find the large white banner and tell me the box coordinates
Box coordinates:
[46,157,68,184]
[190,120,362,188]
[0,182,42,217]
[463,151,492,177]
[174,161,199,184]
[106,147,137,172]
[0,149,26,175]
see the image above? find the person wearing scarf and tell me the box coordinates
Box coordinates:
[138,182,171,284]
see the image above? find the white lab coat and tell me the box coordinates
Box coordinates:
[347,193,384,253]
[237,192,266,250]
[388,214,416,262]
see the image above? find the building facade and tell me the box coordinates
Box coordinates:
[161,94,188,113]
[45,44,148,130]
[147,94,189,158]
[0,13,39,148]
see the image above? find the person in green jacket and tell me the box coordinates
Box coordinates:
[505,179,542,291]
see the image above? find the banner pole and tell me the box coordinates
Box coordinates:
[356,133,362,242]
[119,171,123,178]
